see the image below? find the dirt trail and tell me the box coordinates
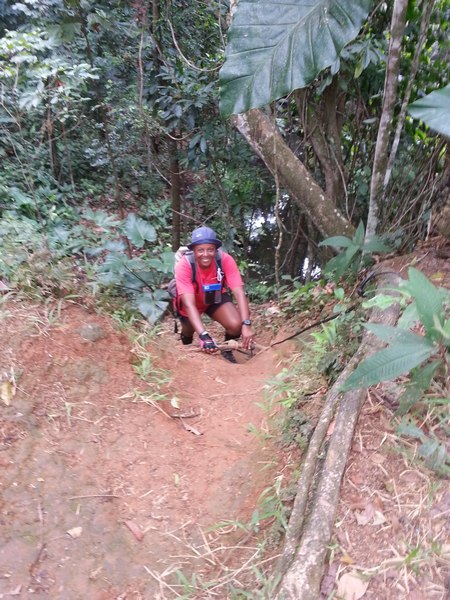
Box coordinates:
[0,302,283,599]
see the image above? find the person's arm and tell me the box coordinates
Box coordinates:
[231,285,254,350]
[181,292,218,352]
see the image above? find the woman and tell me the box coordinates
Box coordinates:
[175,226,254,360]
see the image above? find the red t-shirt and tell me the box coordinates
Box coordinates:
[175,251,243,316]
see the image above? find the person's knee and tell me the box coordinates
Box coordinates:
[225,318,241,338]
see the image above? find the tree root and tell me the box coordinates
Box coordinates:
[274,273,401,600]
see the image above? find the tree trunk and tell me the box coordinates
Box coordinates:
[232,109,354,239]
[366,0,409,240]
[170,135,182,250]
[383,0,436,190]
[295,80,346,209]
[434,147,450,239]
[274,273,402,600]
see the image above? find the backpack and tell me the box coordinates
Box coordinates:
[168,246,224,318]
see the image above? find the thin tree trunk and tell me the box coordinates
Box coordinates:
[383,0,436,189]
[366,0,409,240]
[295,80,346,208]
[169,135,182,250]
[137,3,154,176]
[232,109,354,239]
[61,121,75,191]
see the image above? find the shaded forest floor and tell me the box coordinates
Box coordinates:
[0,238,449,599]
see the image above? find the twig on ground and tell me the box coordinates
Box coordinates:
[69,494,120,500]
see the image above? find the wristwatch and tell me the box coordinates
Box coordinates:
[242,319,252,326]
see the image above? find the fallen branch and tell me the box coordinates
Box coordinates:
[274,273,401,600]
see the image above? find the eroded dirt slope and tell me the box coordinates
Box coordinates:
[0,303,282,599]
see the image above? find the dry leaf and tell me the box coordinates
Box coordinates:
[348,472,364,485]
[370,453,386,464]
[66,526,83,538]
[0,280,12,292]
[337,572,369,600]
[372,510,387,526]
[124,520,143,541]
[355,503,375,526]
[8,584,22,596]
[347,495,368,510]
[389,513,401,533]
[170,397,180,409]
[118,391,134,399]
[1,372,16,406]
[340,553,354,565]
[373,495,384,511]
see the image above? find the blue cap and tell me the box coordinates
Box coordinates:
[188,227,222,250]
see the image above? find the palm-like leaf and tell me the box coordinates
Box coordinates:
[341,338,435,391]
[220,0,371,115]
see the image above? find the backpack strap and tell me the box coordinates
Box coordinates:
[186,252,197,288]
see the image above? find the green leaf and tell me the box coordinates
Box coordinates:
[397,302,419,329]
[341,338,436,391]
[408,268,443,339]
[395,360,442,416]
[353,220,365,247]
[319,235,353,248]
[397,420,425,441]
[363,239,391,253]
[136,292,168,323]
[364,324,424,344]
[408,84,450,138]
[433,316,450,343]
[362,294,398,310]
[99,252,128,273]
[219,0,372,115]
[125,214,157,248]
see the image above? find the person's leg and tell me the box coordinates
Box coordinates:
[207,299,241,362]
[207,300,242,337]
[179,315,195,345]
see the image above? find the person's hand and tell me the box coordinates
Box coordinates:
[241,324,254,350]
[199,331,218,353]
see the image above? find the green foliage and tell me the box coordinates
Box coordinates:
[319,221,391,280]
[408,84,450,138]
[219,0,372,115]
[0,211,79,298]
[90,211,174,323]
[397,418,450,476]
[342,268,449,392]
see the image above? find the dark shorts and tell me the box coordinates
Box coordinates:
[179,293,232,325]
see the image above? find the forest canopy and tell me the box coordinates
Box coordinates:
[0,0,449,319]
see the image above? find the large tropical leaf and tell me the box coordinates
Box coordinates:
[125,214,157,248]
[219,0,372,116]
[341,338,436,391]
[408,84,450,138]
[136,292,168,324]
